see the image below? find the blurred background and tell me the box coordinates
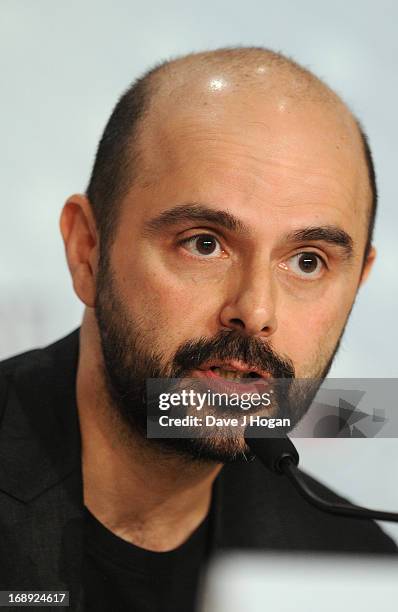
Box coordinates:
[1,1,397,542]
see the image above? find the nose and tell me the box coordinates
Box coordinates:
[219,263,277,338]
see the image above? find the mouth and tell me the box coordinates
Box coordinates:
[195,360,272,383]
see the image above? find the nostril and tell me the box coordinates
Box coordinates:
[229,318,245,329]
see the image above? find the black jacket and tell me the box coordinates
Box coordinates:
[0,329,396,610]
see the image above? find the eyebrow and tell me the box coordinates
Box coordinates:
[285,226,354,258]
[143,202,354,258]
[142,203,251,236]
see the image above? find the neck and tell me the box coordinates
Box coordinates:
[76,311,221,551]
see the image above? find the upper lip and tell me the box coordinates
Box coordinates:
[198,360,271,379]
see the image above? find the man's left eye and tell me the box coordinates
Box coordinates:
[281,252,326,279]
[180,234,224,257]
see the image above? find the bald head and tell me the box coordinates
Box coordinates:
[86,46,376,260]
[146,47,342,110]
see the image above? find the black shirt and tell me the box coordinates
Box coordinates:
[83,505,212,612]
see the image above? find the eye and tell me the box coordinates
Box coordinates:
[180,233,224,258]
[280,251,326,279]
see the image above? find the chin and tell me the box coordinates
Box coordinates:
[150,433,250,464]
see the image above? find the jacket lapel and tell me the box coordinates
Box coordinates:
[0,329,85,610]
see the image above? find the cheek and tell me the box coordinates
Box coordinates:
[117,249,226,352]
[277,281,357,367]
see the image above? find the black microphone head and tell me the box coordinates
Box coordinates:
[244,425,299,474]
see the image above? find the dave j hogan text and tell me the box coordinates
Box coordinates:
[157,415,291,428]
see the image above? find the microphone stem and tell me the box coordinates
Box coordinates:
[281,458,398,523]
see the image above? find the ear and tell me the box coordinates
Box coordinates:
[358,245,376,287]
[59,194,98,308]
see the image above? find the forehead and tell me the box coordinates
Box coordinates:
[129,89,370,247]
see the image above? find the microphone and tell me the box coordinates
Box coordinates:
[244,425,398,523]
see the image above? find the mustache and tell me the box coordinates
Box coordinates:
[171,329,295,379]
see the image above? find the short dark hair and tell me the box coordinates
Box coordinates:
[357,122,378,261]
[86,65,156,257]
[86,57,378,263]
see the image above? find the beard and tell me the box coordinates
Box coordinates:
[94,255,345,464]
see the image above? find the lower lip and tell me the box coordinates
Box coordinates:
[190,369,270,394]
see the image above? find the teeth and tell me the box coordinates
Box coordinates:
[212,367,243,381]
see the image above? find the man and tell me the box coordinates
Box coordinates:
[0,47,396,612]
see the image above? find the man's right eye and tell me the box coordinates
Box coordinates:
[179,233,225,258]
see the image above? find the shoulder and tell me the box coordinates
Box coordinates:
[0,329,80,419]
[216,457,397,554]
[296,468,397,552]
[0,331,76,380]
[0,339,61,420]
[0,345,47,422]
[0,333,71,385]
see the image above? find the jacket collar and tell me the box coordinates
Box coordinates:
[0,328,82,502]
